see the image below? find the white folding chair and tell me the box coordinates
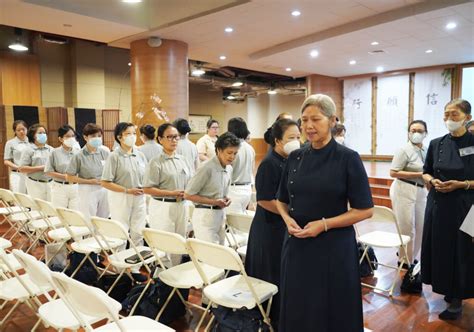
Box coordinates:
[0,189,27,236]
[142,229,225,321]
[355,205,411,297]
[225,212,253,258]
[51,271,175,331]
[0,238,21,278]
[187,238,278,332]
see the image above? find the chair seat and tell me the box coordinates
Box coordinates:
[48,226,90,241]
[94,315,174,331]
[203,275,278,310]
[159,261,224,289]
[10,210,42,222]
[0,237,12,249]
[0,253,22,272]
[71,237,125,254]
[29,217,62,230]
[236,245,247,258]
[225,232,248,247]
[0,274,50,300]
[358,231,410,248]
[0,206,26,215]
[107,246,162,269]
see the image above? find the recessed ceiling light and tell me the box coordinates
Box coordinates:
[232,81,243,87]
[227,95,236,100]
[122,0,142,3]
[191,68,205,76]
[376,66,384,73]
[268,90,277,95]
[291,10,301,17]
[285,67,292,72]
[446,22,457,30]
[349,60,356,65]
[8,43,28,52]
[310,50,319,58]
[371,41,379,46]
[219,55,226,60]
[128,62,131,66]
[224,27,234,33]
[425,49,433,54]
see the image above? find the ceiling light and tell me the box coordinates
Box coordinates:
[128,62,131,66]
[376,66,384,73]
[9,42,28,52]
[224,27,234,33]
[219,55,226,60]
[285,67,292,72]
[191,68,205,76]
[425,49,433,54]
[371,41,379,46]
[310,50,319,58]
[291,10,301,17]
[232,81,243,87]
[446,22,457,30]
[268,89,277,95]
[349,60,356,65]
[122,0,142,3]
[227,95,236,100]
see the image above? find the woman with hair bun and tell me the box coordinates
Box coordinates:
[173,118,199,175]
[4,120,29,193]
[138,124,163,162]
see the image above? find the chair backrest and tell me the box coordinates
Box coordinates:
[13,193,38,210]
[56,207,89,228]
[12,249,52,290]
[0,188,16,205]
[51,271,123,330]
[187,238,243,272]
[91,217,128,241]
[143,229,187,255]
[356,205,404,239]
[226,212,253,233]
[34,198,59,218]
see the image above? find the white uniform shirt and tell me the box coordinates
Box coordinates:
[196,134,217,160]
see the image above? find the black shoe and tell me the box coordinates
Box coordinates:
[444,296,452,303]
[439,309,461,320]
[397,259,418,270]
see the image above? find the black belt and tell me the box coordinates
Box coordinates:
[153,197,182,203]
[195,204,222,210]
[28,177,52,183]
[399,178,424,188]
[231,182,251,186]
[54,180,73,185]
[11,169,19,173]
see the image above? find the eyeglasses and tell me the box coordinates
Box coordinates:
[210,126,219,130]
[164,135,180,141]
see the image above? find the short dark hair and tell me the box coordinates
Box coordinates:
[227,117,250,139]
[215,132,240,153]
[157,123,175,139]
[58,125,76,138]
[114,122,135,145]
[276,112,292,121]
[331,123,346,136]
[207,119,219,129]
[140,124,156,140]
[27,124,47,143]
[445,98,471,115]
[264,118,298,147]
[13,120,27,132]
[409,120,428,133]
[83,123,103,136]
[173,118,192,135]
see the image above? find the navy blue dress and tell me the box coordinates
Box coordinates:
[421,132,474,299]
[245,149,287,322]
[278,139,373,332]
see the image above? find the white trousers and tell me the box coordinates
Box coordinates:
[50,182,79,210]
[389,179,427,263]
[191,207,225,245]
[9,172,27,194]
[107,191,146,247]
[227,184,252,214]
[149,199,188,265]
[25,178,51,201]
[78,184,109,220]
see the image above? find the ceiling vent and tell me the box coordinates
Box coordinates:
[368,49,386,55]
[40,34,69,45]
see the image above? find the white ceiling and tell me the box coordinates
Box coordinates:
[0,0,473,78]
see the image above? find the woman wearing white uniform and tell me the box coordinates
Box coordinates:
[144,123,190,263]
[3,120,29,193]
[19,124,53,200]
[137,124,163,162]
[389,120,428,264]
[184,132,240,244]
[196,119,219,162]
[66,123,110,220]
[101,122,147,246]
[45,125,80,209]
[227,117,255,213]
[173,118,199,175]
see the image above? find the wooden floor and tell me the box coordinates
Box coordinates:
[1,217,473,331]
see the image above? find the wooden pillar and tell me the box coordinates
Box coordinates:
[306,74,343,119]
[130,39,188,128]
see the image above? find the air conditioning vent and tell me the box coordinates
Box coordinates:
[368,49,386,55]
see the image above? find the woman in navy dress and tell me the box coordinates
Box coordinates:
[245,118,301,324]
[421,99,474,320]
[277,94,374,332]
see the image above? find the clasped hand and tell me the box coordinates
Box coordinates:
[285,217,324,238]
[430,179,464,193]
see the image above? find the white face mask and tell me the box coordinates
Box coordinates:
[123,134,137,147]
[409,132,425,144]
[335,136,345,145]
[445,119,464,133]
[283,140,300,155]
[63,137,77,148]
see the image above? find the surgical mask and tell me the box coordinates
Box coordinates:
[283,140,300,155]
[408,132,425,144]
[445,119,464,133]
[36,133,47,144]
[88,137,102,149]
[123,134,136,147]
[63,137,77,148]
[335,136,345,145]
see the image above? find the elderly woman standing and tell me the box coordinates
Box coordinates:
[196,119,219,162]
[422,99,474,320]
[277,94,373,331]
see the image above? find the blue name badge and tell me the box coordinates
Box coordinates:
[459,146,474,157]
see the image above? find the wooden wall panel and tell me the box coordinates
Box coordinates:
[0,106,8,189]
[47,107,68,148]
[0,52,41,106]
[306,74,343,118]
[249,138,268,169]
[102,109,120,149]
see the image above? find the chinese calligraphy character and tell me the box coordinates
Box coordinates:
[387,96,398,106]
[426,93,438,105]
[352,98,362,109]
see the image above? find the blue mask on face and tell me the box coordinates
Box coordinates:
[36,133,47,144]
[88,137,102,149]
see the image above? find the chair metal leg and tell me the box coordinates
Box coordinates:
[195,301,212,332]
[155,287,176,321]
[129,279,152,316]
[0,300,20,325]
[69,253,90,279]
